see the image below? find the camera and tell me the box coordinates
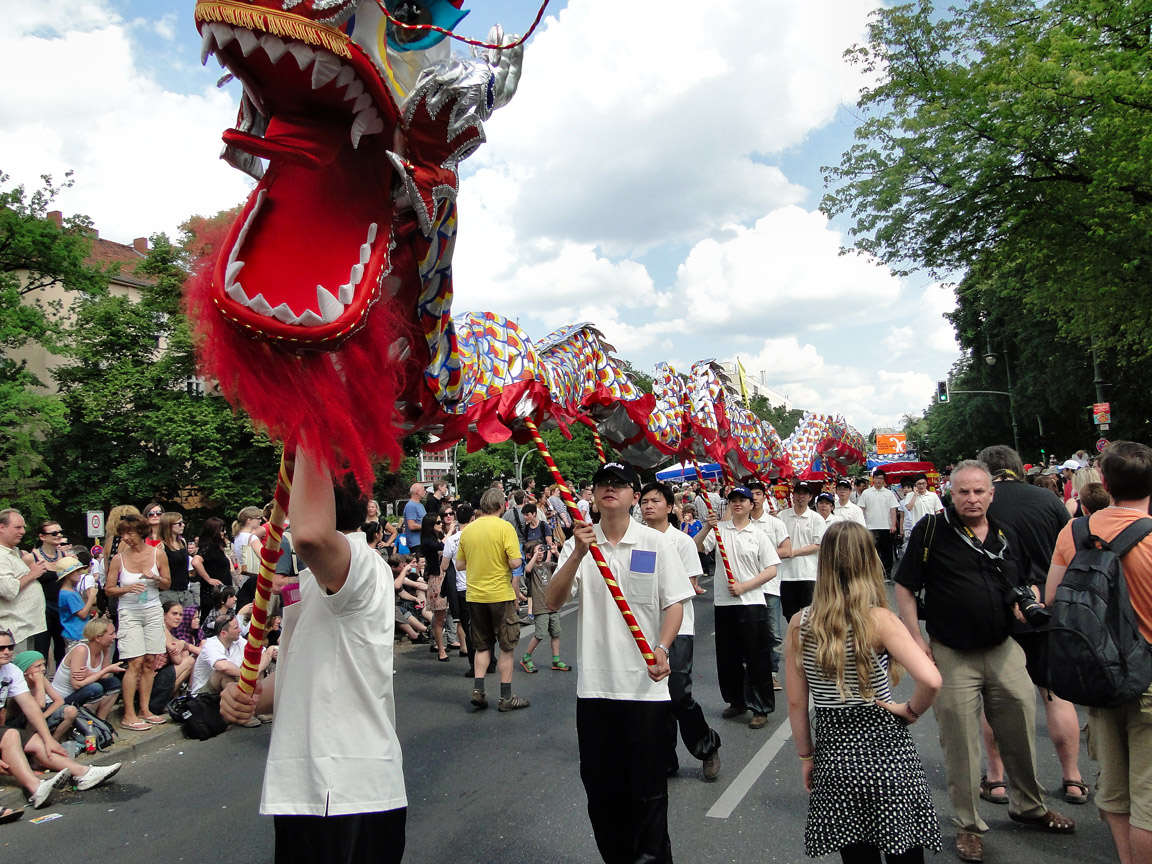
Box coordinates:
[1006,584,1050,626]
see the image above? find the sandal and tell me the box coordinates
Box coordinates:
[551,660,572,671]
[143,714,169,725]
[1009,809,1076,834]
[520,657,537,674]
[0,807,24,825]
[1062,779,1090,804]
[979,775,1008,804]
[121,720,151,732]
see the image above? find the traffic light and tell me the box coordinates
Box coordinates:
[936,381,949,403]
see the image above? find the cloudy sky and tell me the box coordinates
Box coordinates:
[0,0,960,434]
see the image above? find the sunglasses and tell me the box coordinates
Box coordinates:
[41,530,65,536]
[175,520,185,526]
[147,511,163,517]
[0,643,15,651]
[441,511,454,516]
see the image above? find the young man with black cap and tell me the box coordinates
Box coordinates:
[747,481,791,691]
[548,462,693,863]
[695,486,780,729]
[639,481,721,783]
[778,482,827,622]
[833,478,866,526]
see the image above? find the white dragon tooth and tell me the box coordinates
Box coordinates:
[335,65,355,88]
[342,79,363,102]
[225,260,245,288]
[367,223,378,244]
[209,23,235,50]
[288,42,316,70]
[317,286,343,323]
[337,281,354,305]
[348,262,364,286]
[351,92,372,114]
[351,108,383,148]
[270,302,298,324]
[311,52,342,89]
[249,293,275,317]
[199,27,215,66]
[227,282,250,305]
[260,33,288,64]
[235,28,260,57]
[296,310,324,327]
[359,242,371,265]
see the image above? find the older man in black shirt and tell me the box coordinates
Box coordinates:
[895,460,1074,863]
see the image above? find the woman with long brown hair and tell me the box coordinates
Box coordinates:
[785,521,942,863]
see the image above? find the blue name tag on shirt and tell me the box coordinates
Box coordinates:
[630,549,656,574]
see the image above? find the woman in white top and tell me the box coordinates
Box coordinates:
[51,618,124,720]
[106,514,170,731]
[233,506,264,578]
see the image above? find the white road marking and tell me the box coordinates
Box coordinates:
[706,716,793,819]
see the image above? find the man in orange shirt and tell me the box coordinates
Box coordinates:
[1047,441,1152,864]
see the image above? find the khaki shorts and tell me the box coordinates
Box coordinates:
[1088,685,1152,830]
[533,610,561,642]
[117,604,165,659]
[468,600,521,652]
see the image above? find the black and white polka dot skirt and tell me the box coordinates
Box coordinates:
[805,703,942,858]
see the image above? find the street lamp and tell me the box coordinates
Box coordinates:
[982,339,1020,454]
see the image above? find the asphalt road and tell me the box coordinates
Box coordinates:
[0,580,1120,864]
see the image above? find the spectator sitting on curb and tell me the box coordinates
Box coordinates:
[7,651,78,742]
[390,557,430,643]
[190,613,271,721]
[51,618,123,719]
[0,630,121,809]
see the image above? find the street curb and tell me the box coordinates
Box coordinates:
[0,718,188,810]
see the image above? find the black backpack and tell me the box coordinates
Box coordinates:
[67,706,117,752]
[167,694,228,740]
[1046,516,1152,708]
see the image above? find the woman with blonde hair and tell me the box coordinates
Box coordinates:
[785,521,942,863]
[1065,466,1102,518]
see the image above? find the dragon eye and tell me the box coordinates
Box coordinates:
[390,1,433,44]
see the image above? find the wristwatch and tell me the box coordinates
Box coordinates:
[655,643,669,656]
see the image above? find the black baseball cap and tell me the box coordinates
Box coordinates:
[835,478,852,489]
[592,461,640,491]
[746,480,767,493]
[816,493,835,505]
[727,486,754,501]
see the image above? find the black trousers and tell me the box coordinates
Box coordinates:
[840,842,924,864]
[666,635,720,771]
[33,605,66,672]
[780,581,815,625]
[274,808,406,864]
[457,589,474,673]
[871,529,895,575]
[577,698,673,864]
[713,605,774,714]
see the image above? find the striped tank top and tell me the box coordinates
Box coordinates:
[800,607,892,708]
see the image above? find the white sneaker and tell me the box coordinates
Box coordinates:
[30,768,70,808]
[75,763,121,791]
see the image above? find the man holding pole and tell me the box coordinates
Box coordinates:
[548,462,693,864]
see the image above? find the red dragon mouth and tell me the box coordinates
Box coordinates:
[198,8,400,344]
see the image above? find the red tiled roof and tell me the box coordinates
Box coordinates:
[86,236,155,286]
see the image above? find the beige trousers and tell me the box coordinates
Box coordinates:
[933,637,1047,832]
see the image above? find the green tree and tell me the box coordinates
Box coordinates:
[823,0,1152,362]
[0,172,108,520]
[49,227,279,529]
[748,394,806,439]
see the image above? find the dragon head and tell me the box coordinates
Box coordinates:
[194,0,478,346]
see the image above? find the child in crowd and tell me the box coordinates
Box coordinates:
[390,556,430,643]
[519,541,570,673]
[56,556,97,653]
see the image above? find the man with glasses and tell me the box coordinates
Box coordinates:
[695,487,780,729]
[548,462,693,863]
[0,509,48,653]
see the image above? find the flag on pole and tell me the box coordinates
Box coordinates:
[737,357,750,402]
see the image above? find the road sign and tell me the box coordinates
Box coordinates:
[86,510,105,538]
[876,433,907,455]
[1093,402,1111,425]
[1097,438,1110,453]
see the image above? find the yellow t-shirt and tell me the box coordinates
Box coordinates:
[456,516,521,603]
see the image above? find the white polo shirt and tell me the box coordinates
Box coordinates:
[857,486,900,531]
[701,521,780,606]
[189,635,244,694]
[832,499,866,526]
[778,507,827,583]
[659,524,703,637]
[261,532,406,817]
[558,520,693,701]
[750,511,789,596]
[904,490,944,524]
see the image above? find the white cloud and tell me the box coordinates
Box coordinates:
[0,1,250,244]
[474,0,880,255]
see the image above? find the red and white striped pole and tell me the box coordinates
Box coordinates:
[591,428,607,465]
[523,418,656,667]
[692,459,737,588]
[237,449,294,694]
